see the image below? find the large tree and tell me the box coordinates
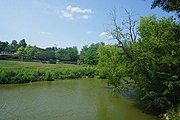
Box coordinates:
[98,15,180,117]
[16,46,25,60]
[0,41,10,52]
[80,42,104,65]
[40,49,56,61]
[55,46,78,62]
[135,16,180,111]
[18,39,27,48]
[100,7,180,116]
[10,40,18,53]
[97,45,130,89]
[55,48,66,61]
[11,40,18,48]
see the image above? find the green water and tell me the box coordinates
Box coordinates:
[0,79,159,120]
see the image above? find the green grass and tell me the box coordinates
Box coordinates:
[0,60,79,69]
[0,60,96,84]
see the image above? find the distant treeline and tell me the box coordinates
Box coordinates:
[0,39,104,65]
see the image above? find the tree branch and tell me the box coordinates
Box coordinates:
[110,8,152,81]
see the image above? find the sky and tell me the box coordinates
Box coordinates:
[0,0,174,50]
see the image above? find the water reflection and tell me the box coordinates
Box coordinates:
[0,79,159,120]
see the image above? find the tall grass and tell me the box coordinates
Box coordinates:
[0,60,96,84]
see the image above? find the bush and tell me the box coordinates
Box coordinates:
[33,70,45,81]
[83,67,96,78]
[45,71,54,81]
[166,105,180,120]
[0,61,97,84]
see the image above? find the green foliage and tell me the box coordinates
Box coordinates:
[83,66,96,78]
[1,39,57,61]
[0,41,9,52]
[45,71,54,81]
[166,104,180,120]
[17,46,24,55]
[151,0,180,18]
[0,60,96,84]
[0,39,79,63]
[10,40,18,52]
[0,39,25,55]
[134,16,180,111]
[80,42,104,65]
[40,49,55,61]
[18,39,27,48]
[0,69,34,84]
[16,45,44,61]
[98,45,119,78]
[97,45,131,90]
[98,15,180,115]
[16,46,25,60]
[55,46,78,62]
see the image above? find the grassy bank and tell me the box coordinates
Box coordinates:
[0,60,96,84]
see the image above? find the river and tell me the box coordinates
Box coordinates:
[0,79,159,120]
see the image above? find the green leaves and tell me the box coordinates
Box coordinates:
[134,15,180,111]
[55,46,78,62]
[80,42,104,65]
[97,45,130,90]
[151,0,180,18]
[98,15,180,115]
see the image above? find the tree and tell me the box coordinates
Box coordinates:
[55,48,66,61]
[79,45,88,62]
[55,46,78,62]
[11,40,18,48]
[0,41,9,52]
[134,15,180,111]
[97,45,130,90]
[22,45,43,61]
[18,39,27,48]
[104,9,144,87]
[16,46,25,60]
[100,8,180,115]
[40,49,56,61]
[80,42,104,65]
[151,0,180,18]
[24,45,33,60]
[31,46,42,60]
[107,14,180,110]
[66,46,78,62]
[10,40,18,53]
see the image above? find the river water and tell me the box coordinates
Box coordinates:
[0,79,159,120]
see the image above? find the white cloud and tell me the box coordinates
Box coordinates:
[61,10,73,20]
[61,5,92,20]
[99,32,113,39]
[66,5,92,14]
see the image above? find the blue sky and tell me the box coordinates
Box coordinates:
[0,0,174,50]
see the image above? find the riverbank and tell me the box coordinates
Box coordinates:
[0,60,96,84]
[1,60,179,119]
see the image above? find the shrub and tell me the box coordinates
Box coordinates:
[45,71,54,81]
[33,70,45,81]
[166,105,180,120]
[0,61,97,84]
